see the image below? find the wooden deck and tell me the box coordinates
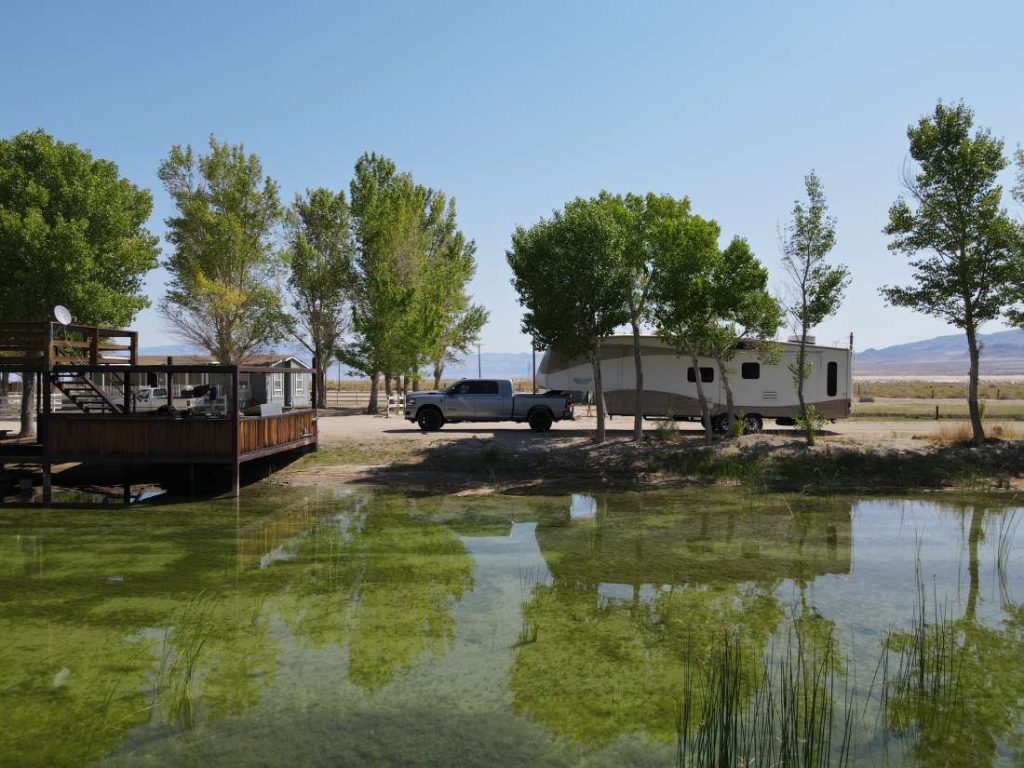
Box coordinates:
[1,322,319,503]
[44,410,317,463]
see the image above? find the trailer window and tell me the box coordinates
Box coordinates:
[741,362,760,380]
[687,367,714,383]
[827,362,838,397]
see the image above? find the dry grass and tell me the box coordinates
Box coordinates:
[928,421,1024,444]
[855,378,1024,400]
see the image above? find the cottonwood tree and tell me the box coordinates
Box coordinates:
[508,198,629,443]
[603,192,682,444]
[342,153,481,410]
[780,171,849,446]
[286,188,355,408]
[0,130,159,436]
[709,238,782,433]
[430,304,488,389]
[649,205,725,444]
[159,136,288,364]
[881,102,1022,444]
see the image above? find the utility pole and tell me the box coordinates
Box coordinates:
[532,345,537,393]
[477,343,482,377]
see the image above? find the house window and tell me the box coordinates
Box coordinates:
[827,362,838,397]
[686,367,714,383]
[273,373,283,396]
[741,362,760,380]
[295,374,305,393]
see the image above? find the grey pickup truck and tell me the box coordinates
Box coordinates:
[404,379,574,432]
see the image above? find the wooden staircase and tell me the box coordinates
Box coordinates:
[51,371,123,414]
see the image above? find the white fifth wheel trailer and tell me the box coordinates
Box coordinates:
[536,335,853,432]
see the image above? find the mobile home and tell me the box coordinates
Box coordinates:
[537,335,852,431]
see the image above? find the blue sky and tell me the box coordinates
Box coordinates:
[4,0,1024,354]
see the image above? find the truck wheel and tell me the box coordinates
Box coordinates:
[743,414,763,434]
[528,409,553,433]
[417,407,444,432]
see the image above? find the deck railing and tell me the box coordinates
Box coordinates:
[47,414,233,460]
[0,322,138,369]
[239,410,317,455]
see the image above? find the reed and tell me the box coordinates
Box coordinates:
[675,628,853,768]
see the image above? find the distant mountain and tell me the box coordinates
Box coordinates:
[855,329,1024,375]
[434,352,536,381]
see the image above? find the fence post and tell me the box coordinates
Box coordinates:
[935,405,939,420]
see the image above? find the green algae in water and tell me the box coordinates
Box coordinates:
[1,489,1024,766]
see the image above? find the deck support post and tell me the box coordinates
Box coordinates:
[122,465,131,507]
[230,462,240,498]
[42,463,51,506]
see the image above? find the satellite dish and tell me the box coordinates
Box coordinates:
[53,305,72,326]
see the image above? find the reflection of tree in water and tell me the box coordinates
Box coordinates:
[511,496,852,746]
[274,495,475,689]
[0,492,473,765]
[885,507,1024,767]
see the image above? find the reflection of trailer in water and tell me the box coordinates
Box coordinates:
[537,334,853,432]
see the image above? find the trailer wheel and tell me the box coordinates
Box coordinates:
[711,414,730,434]
[743,414,763,434]
[416,407,445,432]
[528,409,553,433]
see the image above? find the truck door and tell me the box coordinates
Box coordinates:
[470,380,505,420]
[445,381,475,419]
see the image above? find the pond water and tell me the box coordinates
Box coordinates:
[1,488,1023,767]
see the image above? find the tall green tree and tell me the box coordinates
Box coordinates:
[159,136,288,364]
[780,171,849,445]
[0,129,159,435]
[881,103,1021,444]
[508,198,629,443]
[603,192,679,444]
[342,153,481,411]
[649,205,723,444]
[286,187,355,408]
[709,238,782,433]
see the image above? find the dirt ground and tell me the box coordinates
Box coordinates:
[311,409,959,451]
[0,411,986,452]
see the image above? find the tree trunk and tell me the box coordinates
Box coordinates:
[798,326,815,446]
[433,362,444,390]
[384,375,393,402]
[966,326,984,443]
[691,353,713,444]
[19,371,36,438]
[591,339,606,444]
[629,315,644,445]
[315,364,327,409]
[367,372,380,414]
[412,378,420,392]
[965,507,983,623]
[716,358,736,435]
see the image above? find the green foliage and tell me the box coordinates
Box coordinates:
[159,136,288,363]
[882,103,1018,329]
[507,196,630,441]
[881,102,1024,443]
[647,201,727,442]
[341,153,483,389]
[0,129,159,325]
[794,404,827,444]
[781,171,848,442]
[286,187,356,405]
[781,171,848,337]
